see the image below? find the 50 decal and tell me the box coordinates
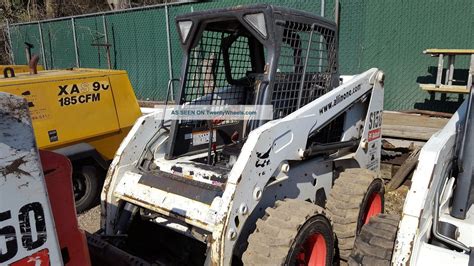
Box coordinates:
[58,81,109,107]
[0,202,47,263]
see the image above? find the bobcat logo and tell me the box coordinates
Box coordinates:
[255,147,271,168]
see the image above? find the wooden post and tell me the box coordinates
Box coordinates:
[447,55,455,85]
[436,54,444,87]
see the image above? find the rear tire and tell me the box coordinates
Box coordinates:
[326,168,384,260]
[242,199,334,265]
[73,165,101,213]
[348,213,400,266]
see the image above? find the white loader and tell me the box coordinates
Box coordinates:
[90,4,386,265]
[349,53,474,266]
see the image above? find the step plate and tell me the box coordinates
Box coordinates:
[138,170,223,205]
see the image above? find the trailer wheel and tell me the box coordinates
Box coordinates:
[348,213,400,266]
[326,168,384,260]
[242,199,334,265]
[73,165,101,213]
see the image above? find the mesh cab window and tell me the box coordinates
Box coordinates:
[181,30,253,106]
[169,26,262,158]
[272,21,337,119]
[227,36,253,80]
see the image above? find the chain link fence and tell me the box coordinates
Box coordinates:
[4,0,473,111]
[5,0,332,101]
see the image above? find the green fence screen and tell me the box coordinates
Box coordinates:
[9,0,474,111]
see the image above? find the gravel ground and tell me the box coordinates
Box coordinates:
[78,205,101,233]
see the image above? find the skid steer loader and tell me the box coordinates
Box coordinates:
[0,92,90,265]
[349,55,474,265]
[92,5,386,265]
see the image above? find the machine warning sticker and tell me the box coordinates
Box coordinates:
[192,130,216,146]
[366,142,379,171]
[48,130,58,142]
[20,90,51,121]
[57,81,109,107]
[10,249,50,266]
[368,128,381,142]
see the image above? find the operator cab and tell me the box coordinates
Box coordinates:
[134,5,343,200]
[166,4,339,164]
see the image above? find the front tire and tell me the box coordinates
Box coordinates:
[73,165,101,213]
[348,213,400,266]
[242,199,334,265]
[326,168,385,260]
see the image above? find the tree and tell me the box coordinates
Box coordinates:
[108,0,130,10]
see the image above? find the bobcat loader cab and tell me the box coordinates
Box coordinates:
[98,5,386,265]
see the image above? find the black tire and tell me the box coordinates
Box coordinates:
[73,165,101,213]
[242,199,334,265]
[348,213,400,266]
[326,168,385,260]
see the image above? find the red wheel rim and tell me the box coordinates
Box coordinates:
[363,192,382,224]
[297,233,326,266]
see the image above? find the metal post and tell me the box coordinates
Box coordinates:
[436,54,444,87]
[319,0,325,72]
[334,0,340,68]
[38,22,47,69]
[71,18,80,68]
[5,19,15,64]
[165,2,175,100]
[102,15,112,69]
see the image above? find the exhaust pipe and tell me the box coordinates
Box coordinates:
[29,55,40,75]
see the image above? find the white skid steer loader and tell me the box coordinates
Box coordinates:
[90,5,386,265]
[349,56,474,265]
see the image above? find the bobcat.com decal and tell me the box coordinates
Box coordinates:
[57,81,109,107]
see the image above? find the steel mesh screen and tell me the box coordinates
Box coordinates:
[182,30,250,105]
[180,30,252,127]
[272,21,337,119]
